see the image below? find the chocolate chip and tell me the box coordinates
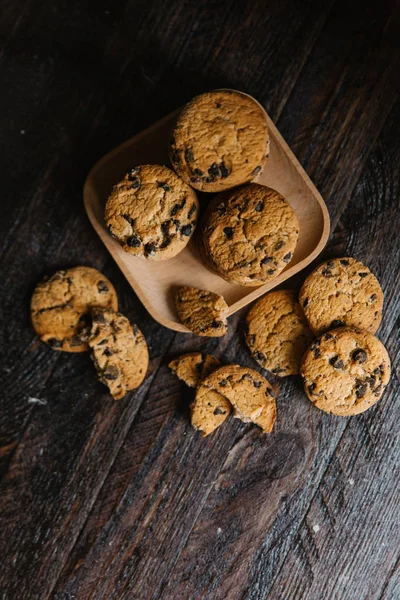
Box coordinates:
[272,367,284,374]
[275,241,285,250]
[266,387,275,397]
[104,366,119,381]
[218,379,228,387]
[329,356,344,369]
[340,259,349,266]
[160,237,172,249]
[170,199,186,216]
[324,333,333,340]
[303,298,309,308]
[255,202,264,212]
[93,312,106,324]
[267,269,275,275]
[251,166,262,176]
[374,384,382,396]
[254,351,265,362]
[322,268,332,277]
[261,257,273,266]
[157,181,171,191]
[193,168,204,177]
[247,334,255,347]
[224,227,233,239]
[217,203,226,216]
[103,348,113,357]
[283,252,292,262]
[366,376,376,387]
[127,236,141,247]
[211,320,223,329]
[181,224,192,236]
[97,280,109,293]
[370,294,377,302]
[122,214,135,227]
[213,407,226,415]
[208,163,220,179]
[355,381,367,398]
[185,148,194,163]
[190,177,202,183]
[253,380,262,388]
[308,383,316,394]
[220,162,230,178]
[97,338,107,345]
[327,261,334,268]
[127,167,139,179]
[188,203,197,218]
[352,349,367,363]
[359,272,368,278]
[46,338,63,348]
[331,320,345,329]
[130,178,141,190]
[144,243,157,256]
[216,102,221,108]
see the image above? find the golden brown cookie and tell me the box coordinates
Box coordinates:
[191,386,231,436]
[88,307,148,400]
[169,90,269,192]
[174,286,228,336]
[245,290,314,376]
[31,266,118,352]
[199,365,277,433]
[105,165,199,260]
[168,353,220,387]
[301,327,390,416]
[200,184,299,286]
[299,257,383,335]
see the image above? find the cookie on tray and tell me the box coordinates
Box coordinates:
[31,266,118,352]
[105,165,199,260]
[200,184,299,286]
[245,290,314,376]
[169,90,269,193]
[301,327,391,416]
[88,307,149,400]
[174,286,228,336]
[299,257,383,335]
[168,352,220,387]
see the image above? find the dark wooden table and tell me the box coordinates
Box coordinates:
[1,1,399,599]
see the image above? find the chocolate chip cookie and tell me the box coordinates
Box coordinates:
[191,385,231,436]
[88,307,148,400]
[168,352,220,387]
[174,286,228,336]
[301,327,390,416]
[169,90,269,192]
[200,183,299,286]
[105,165,199,260]
[299,257,383,335]
[31,266,118,352]
[200,365,277,432]
[245,290,314,376]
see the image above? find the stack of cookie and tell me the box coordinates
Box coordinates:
[31,266,149,400]
[103,90,300,334]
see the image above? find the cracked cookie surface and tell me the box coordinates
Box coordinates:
[199,365,277,433]
[88,307,148,399]
[168,352,220,387]
[301,327,390,416]
[105,165,199,260]
[175,286,228,336]
[245,290,314,376]
[299,257,383,335]
[31,266,118,352]
[169,90,269,192]
[200,184,299,286]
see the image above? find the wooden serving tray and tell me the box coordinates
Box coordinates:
[84,95,330,332]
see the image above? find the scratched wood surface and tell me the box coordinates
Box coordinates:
[0,1,399,599]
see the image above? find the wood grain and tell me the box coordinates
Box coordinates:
[0,0,399,599]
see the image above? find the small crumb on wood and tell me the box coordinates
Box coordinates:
[349,478,355,485]
[20,129,26,135]
[217,527,222,535]
[28,396,47,405]
[312,524,320,533]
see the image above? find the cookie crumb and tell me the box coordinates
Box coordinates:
[27,396,47,405]
[312,524,320,533]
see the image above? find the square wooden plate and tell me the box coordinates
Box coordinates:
[84,92,330,332]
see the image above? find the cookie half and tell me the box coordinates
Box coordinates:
[200,184,299,286]
[168,353,220,387]
[301,327,390,416]
[299,257,383,335]
[31,266,118,352]
[174,286,228,336]
[245,290,314,376]
[89,307,149,399]
[105,165,199,260]
[169,90,269,192]
[191,386,231,436]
